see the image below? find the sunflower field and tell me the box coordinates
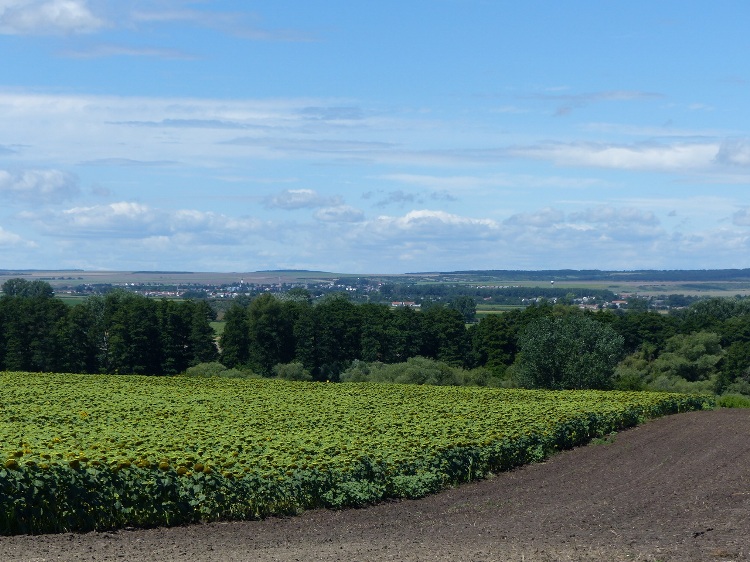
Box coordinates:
[0,371,711,534]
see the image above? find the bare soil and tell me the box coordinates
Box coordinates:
[1,408,749,562]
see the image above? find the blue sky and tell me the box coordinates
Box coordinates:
[1,1,749,273]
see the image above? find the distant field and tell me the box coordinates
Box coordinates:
[0,270,347,288]
[4,269,750,298]
[596,282,750,297]
[56,295,89,306]
[475,304,525,318]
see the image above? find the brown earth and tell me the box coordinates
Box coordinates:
[1,408,749,562]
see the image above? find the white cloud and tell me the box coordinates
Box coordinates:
[370,210,498,239]
[0,225,30,246]
[511,141,719,172]
[0,169,79,202]
[4,90,739,187]
[0,92,391,168]
[25,202,267,242]
[0,0,104,35]
[53,201,156,233]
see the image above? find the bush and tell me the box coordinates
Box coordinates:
[218,368,262,379]
[612,372,646,391]
[647,374,715,394]
[717,394,750,408]
[724,379,750,396]
[273,362,313,381]
[184,362,229,378]
[339,359,380,382]
[183,362,260,379]
[340,358,506,387]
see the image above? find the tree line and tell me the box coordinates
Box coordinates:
[216,294,625,387]
[217,291,750,394]
[0,279,217,375]
[3,278,750,395]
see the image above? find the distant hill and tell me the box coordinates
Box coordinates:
[431,269,750,282]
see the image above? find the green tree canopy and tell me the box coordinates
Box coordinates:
[1,279,54,298]
[447,295,477,323]
[515,314,624,390]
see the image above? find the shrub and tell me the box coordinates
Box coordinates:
[184,362,229,378]
[717,394,750,408]
[273,362,313,381]
[184,362,259,379]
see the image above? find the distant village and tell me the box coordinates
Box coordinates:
[50,277,700,312]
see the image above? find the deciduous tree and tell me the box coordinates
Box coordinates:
[515,314,624,389]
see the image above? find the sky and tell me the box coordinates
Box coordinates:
[1,1,750,274]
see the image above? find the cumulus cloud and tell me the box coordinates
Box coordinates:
[0,169,79,202]
[370,210,498,239]
[25,202,266,242]
[0,0,104,35]
[60,201,155,231]
[264,189,340,210]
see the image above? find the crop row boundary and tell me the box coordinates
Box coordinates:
[0,393,711,535]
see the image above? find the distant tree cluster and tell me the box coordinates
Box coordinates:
[0,279,217,375]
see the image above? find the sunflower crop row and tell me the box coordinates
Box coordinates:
[0,371,711,534]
